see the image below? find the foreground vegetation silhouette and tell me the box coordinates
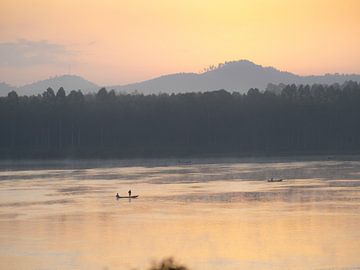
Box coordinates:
[1,81,360,158]
[147,257,188,270]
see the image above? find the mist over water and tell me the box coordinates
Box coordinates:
[0,157,360,270]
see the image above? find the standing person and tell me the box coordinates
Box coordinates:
[128,190,131,197]
[116,193,120,199]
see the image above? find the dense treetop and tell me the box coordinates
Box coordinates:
[1,81,360,158]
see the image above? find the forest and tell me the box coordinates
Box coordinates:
[0,81,360,158]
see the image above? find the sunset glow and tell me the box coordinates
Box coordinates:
[1,0,360,85]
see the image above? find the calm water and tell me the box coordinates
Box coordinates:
[0,157,360,270]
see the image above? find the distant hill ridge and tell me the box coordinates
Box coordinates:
[110,60,360,94]
[0,75,99,96]
[1,60,360,96]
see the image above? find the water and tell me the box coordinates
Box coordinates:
[0,158,360,270]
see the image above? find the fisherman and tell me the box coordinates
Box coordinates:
[128,190,131,197]
[116,193,120,199]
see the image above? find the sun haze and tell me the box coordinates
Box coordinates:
[0,0,359,85]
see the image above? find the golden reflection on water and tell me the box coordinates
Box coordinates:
[0,160,360,270]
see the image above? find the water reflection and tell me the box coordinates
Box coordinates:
[0,158,360,270]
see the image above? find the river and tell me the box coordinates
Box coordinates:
[0,157,359,270]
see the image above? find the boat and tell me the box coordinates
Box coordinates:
[267,178,283,182]
[116,195,139,199]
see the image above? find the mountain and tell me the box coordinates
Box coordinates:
[0,75,99,96]
[0,82,14,96]
[18,75,99,95]
[109,60,360,94]
[1,60,360,96]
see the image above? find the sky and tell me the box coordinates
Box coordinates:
[0,0,360,86]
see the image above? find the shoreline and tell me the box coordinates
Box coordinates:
[1,152,360,171]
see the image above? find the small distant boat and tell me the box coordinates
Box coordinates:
[179,160,192,165]
[267,178,283,182]
[116,195,139,199]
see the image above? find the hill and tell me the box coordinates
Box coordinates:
[0,75,99,96]
[18,75,99,95]
[0,82,14,96]
[1,60,360,96]
[110,60,360,94]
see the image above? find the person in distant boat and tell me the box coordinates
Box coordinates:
[116,193,120,199]
[128,190,131,197]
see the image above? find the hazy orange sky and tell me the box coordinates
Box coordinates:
[1,0,359,86]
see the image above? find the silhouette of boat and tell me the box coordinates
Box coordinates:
[267,178,283,182]
[116,195,139,199]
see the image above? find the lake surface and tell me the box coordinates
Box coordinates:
[0,157,360,270]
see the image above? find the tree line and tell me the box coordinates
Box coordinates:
[0,81,360,158]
